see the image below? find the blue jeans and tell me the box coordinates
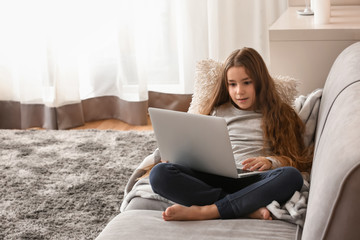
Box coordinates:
[149,163,303,219]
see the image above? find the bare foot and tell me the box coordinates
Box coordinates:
[247,207,272,220]
[162,204,220,221]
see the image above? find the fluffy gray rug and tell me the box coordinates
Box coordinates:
[0,129,157,240]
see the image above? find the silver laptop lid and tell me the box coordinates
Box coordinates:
[148,107,239,178]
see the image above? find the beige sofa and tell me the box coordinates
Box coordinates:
[96,42,360,240]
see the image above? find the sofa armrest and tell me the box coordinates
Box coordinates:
[323,165,360,240]
[302,42,360,240]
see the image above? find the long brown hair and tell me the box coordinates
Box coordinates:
[202,48,312,172]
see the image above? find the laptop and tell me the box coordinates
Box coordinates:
[148,107,264,178]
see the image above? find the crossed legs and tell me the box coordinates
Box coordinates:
[149,163,303,221]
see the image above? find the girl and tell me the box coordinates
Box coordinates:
[149,47,313,221]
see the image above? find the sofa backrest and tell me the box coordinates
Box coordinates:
[302,42,360,240]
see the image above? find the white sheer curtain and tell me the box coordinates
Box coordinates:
[0,0,287,129]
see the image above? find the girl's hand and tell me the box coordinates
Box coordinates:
[242,157,272,171]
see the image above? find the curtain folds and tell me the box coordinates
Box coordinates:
[0,94,192,130]
[0,0,287,129]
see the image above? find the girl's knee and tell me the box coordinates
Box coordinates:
[149,163,177,192]
[282,166,303,191]
[149,163,166,188]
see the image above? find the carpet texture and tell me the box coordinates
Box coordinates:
[0,129,157,240]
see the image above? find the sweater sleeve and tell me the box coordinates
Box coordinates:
[266,156,282,169]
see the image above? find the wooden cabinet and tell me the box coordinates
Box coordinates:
[269,6,360,95]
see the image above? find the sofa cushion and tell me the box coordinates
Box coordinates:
[96,210,302,240]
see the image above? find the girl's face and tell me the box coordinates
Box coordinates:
[227,66,256,111]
